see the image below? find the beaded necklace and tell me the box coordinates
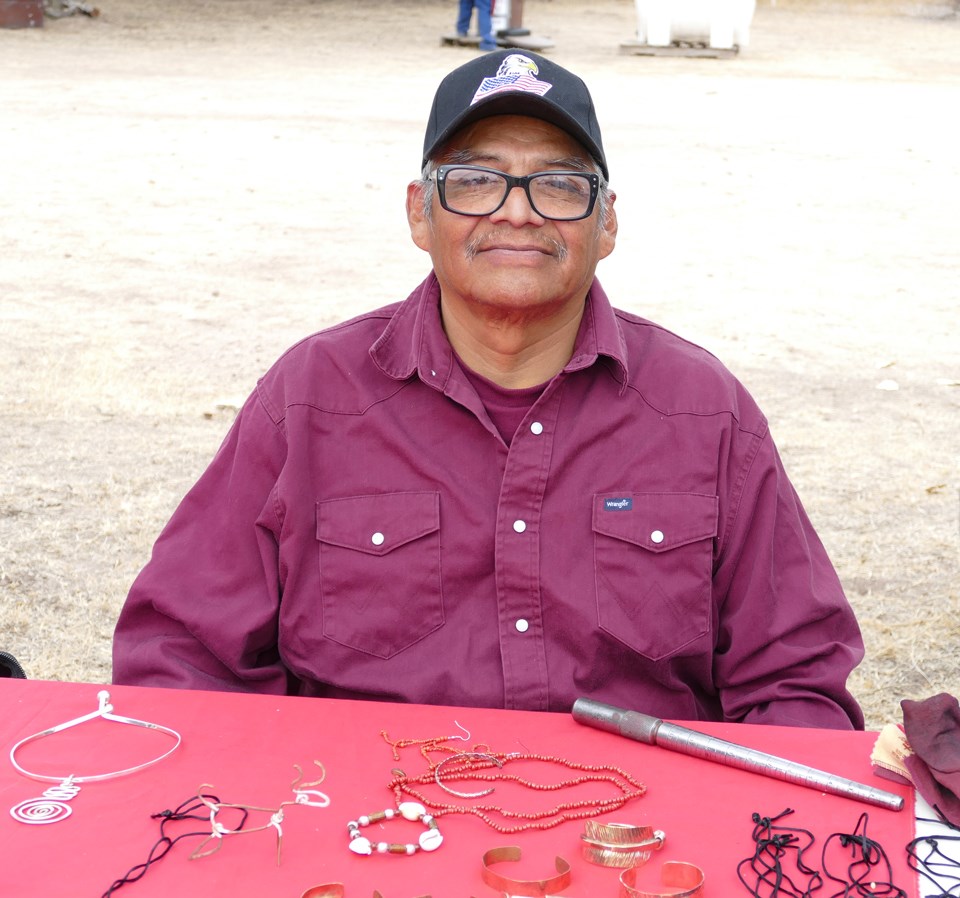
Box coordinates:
[381,729,646,834]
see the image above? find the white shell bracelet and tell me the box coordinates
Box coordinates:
[347,801,443,856]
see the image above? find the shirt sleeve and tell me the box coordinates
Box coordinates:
[112,389,293,694]
[712,426,865,730]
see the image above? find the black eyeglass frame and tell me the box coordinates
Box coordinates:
[433,164,601,222]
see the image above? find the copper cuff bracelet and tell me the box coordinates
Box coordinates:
[580,820,665,868]
[300,887,344,898]
[480,846,572,897]
[619,861,704,898]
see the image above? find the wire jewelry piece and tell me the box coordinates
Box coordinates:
[434,751,504,798]
[380,722,471,762]
[190,762,330,865]
[10,776,82,824]
[581,819,665,867]
[347,801,444,856]
[620,861,705,898]
[9,690,181,826]
[480,845,572,897]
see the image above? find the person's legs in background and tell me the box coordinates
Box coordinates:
[456,0,475,38]
[475,0,497,50]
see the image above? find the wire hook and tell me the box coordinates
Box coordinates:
[452,720,471,741]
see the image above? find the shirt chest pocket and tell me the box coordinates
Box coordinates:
[316,491,443,659]
[592,492,718,661]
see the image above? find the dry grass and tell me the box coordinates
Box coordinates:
[1,0,957,729]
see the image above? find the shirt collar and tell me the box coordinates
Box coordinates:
[370,272,629,392]
[562,277,630,393]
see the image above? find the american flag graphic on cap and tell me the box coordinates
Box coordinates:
[470,54,553,106]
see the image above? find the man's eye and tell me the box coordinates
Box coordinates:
[540,176,586,195]
[462,173,499,187]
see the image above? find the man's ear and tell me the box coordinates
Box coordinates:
[406,181,432,252]
[597,190,618,261]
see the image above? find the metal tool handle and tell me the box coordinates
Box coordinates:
[571,698,904,812]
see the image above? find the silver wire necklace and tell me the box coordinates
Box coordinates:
[9,689,181,824]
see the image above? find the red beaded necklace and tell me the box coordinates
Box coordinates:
[380,730,646,834]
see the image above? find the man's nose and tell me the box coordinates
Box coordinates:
[490,184,544,225]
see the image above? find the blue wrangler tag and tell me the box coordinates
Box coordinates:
[604,497,633,511]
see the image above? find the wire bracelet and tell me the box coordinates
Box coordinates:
[434,751,504,798]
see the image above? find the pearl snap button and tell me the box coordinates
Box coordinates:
[650,530,664,544]
[513,520,526,533]
[371,532,385,546]
[515,619,530,633]
[530,421,544,435]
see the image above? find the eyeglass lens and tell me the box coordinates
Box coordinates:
[440,167,595,220]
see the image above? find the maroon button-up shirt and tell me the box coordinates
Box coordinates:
[113,274,864,729]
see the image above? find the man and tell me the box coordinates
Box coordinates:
[113,51,865,729]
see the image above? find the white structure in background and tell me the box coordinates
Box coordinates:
[491,0,510,35]
[632,0,757,52]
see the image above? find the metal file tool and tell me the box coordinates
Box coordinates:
[571,698,904,811]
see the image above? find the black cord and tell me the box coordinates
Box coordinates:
[820,812,906,898]
[906,816,960,897]
[737,808,823,898]
[101,793,249,897]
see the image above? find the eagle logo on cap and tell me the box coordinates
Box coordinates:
[471,54,553,106]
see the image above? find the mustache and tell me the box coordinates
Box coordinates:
[464,233,568,262]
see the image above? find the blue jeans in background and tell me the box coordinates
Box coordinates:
[457,0,497,51]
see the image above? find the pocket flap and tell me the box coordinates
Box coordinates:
[317,492,440,557]
[592,492,718,553]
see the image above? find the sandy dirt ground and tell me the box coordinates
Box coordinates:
[1,0,958,729]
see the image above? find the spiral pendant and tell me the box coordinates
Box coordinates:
[10,779,81,825]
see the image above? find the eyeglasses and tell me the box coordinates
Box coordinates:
[433,164,600,222]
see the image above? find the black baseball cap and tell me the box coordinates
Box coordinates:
[422,50,608,180]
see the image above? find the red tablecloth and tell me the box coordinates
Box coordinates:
[0,679,917,897]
